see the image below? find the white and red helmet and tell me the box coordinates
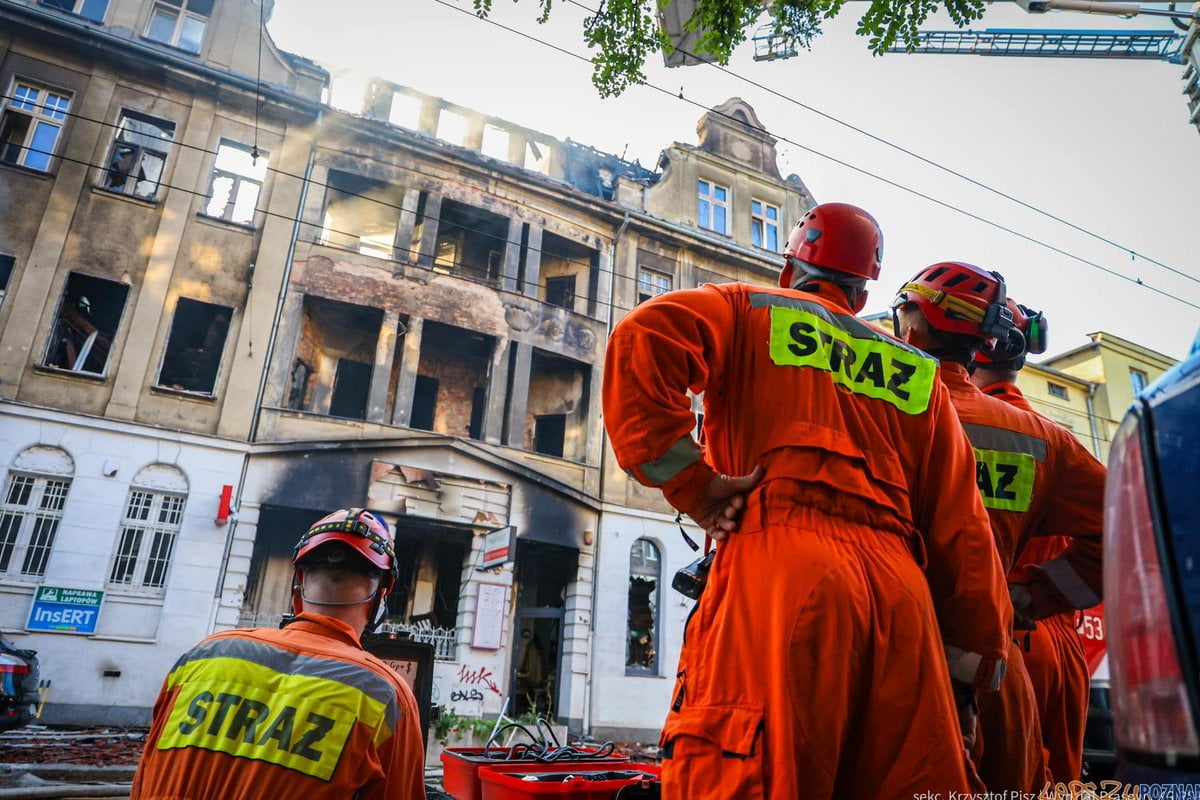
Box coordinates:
[291,507,397,599]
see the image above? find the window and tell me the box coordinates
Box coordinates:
[329,358,371,419]
[144,0,213,53]
[627,538,661,675]
[40,0,108,22]
[1,81,71,172]
[697,179,728,234]
[1047,382,1069,400]
[411,374,439,430]
[103,111,175,200]
[436,109,467,145]
[0,255,13,306]
[751,200,780,251]
[320,170,405,259]
[108,490,185,590]
[389,92,422,130]
[0,473,70,578]
[637,267,672,304]
[203,140,267,226]
[544,275,575,310]
[156,298,232,394]
[533,414,566,457]
[43,272,129,375]
[481,123,510,161]
[1130,368,1148,396]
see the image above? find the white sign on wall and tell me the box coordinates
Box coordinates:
[480,526,515,569]
[472,582,508,650]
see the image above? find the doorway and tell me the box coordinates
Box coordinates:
[509,540,577,720]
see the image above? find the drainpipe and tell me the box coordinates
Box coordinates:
[583,211,631,736]
[211,115,321,624]
[1086,381,1103,460]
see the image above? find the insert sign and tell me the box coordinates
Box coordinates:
[27,586,104,635]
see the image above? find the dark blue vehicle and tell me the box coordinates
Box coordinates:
[1107,334,1200,782]
[0,633,38,731]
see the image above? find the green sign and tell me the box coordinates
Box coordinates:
[27,586,104,634]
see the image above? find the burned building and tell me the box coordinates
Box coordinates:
[0,0,817,737]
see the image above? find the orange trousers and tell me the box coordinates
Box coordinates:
[661,513,971,800]
[972,638,1048,793]
[1023,613,1089,782]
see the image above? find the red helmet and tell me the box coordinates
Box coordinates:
[976,299,1048,366]
[780,202,883,287]
[292,508,397,596]
[892,262,1014,348]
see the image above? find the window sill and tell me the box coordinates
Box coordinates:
[103,588,167,604]
[150,384,218,403]
[92,185,162,207]
[0,579,39,592]
[32,364,110,383]
[195,212,257,233]
[87,634,158,644]
[0,161,56,181]
[623,670,665,679]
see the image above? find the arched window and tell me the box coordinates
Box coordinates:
[108,464,188,592]
[626,538,661,675]
[1,446,74,578]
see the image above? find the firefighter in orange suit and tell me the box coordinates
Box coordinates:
[893,267,1106,794]
[971,302,1091,783]
[603,202,1012,800]
[131,509,425,800]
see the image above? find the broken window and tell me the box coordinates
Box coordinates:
[320,169,405,259]
[389,92,423,130]
[203,139,268,226]
[525,140,551,175]
[0,255,13,306]
[434,199,510,286]
[526,350,589,461]
[156,298,232,394]
[108,489,185,590]
[43,272,129,375]
[481,123,510,161]
[412,321,493,439]
[544,275,575,310]
[539,233,596,314]
[40,0,109,21]
[627,538,660,675]
[0,472,71,578]
[103,110,175,200]
[436,109,467,145]
[144,0,213,53]
[1,81,71,172]
[286,296,383,419]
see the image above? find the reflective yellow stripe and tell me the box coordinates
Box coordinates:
[766,305,937,415]
[638,435,702,486]
[157,656,390,781]
[973,448,1036,512]
[899,282,986,323]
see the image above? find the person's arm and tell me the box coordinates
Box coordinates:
[1013,428,1106,619]
[912,382,1012,690]
[129,680,176,798]
[603,286,735,512]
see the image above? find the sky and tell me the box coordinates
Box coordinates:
[268,0,1200,362]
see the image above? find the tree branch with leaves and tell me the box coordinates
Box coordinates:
[472,0,987,96]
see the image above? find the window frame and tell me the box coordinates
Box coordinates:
[39,0,109,22]
[1130,368,1148,396]
[107,489,186,593]
[0,79,72,173]
[626,537,662,676]
[143,0,212,53]
[1047,382,1069,400]
[697,179,729,235]
[101,110,176,201]
[0,254,14,307]
[750,199,780,252]
[154,297,234,396]
[0,472,71,580]
[637,266,673,304]
[201,139,267,227]
[41,271,131,377]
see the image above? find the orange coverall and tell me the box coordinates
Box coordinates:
[604,282,1011,800]
[941,365,1105,793]
[131,613,425,800]
[981,380,1091,782]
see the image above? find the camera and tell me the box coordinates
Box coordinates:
[672,550,715,600]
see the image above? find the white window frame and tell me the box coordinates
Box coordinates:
[1130,368,1148,396]
[0,472,71,579]
[144,0,211,53]
[637,267,672,304]
[751,199,780,251]
[626,538,662,676]
[108,489,186,592]
[102,110,175,200]
[0,80,71,172]
[697,179,728,234]
[202,139,267,226]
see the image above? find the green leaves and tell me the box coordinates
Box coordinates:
[473,0,988,96]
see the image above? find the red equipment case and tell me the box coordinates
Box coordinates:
[441,747,631,800]
[478,764,660,800]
